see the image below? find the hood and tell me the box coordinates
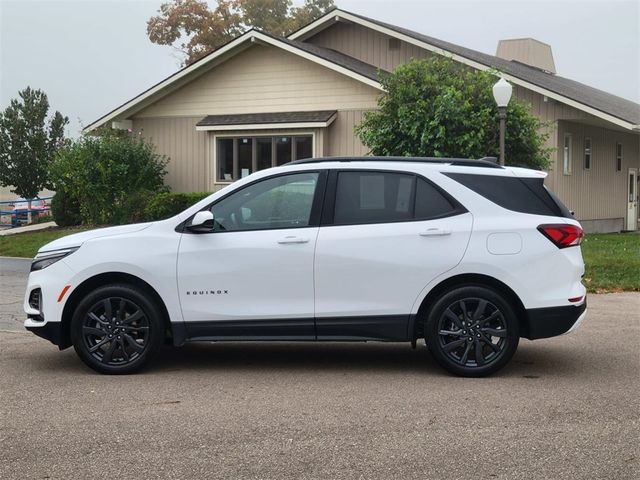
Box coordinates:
[39,223,153,253]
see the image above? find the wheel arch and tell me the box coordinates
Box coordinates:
[59,272,174,350]
[410,273,528,343]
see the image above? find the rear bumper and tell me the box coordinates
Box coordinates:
[522,301,587,340]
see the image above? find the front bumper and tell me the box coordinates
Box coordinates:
[521,300,587,340]
[25,320,65,348]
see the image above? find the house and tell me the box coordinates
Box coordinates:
[85,8,640,233]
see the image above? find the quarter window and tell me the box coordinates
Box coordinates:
[216,135,313,182]
[210,173,319,232]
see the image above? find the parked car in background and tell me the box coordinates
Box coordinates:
[10,198,49,227]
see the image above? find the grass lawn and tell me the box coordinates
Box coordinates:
[0,227,90,258]
[581,233,640,293]
[0,227,638,293]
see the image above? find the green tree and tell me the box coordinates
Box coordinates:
[0,87,68,221]
[147,0,335,65]
[51,133,169,225]
[355,58,552,169]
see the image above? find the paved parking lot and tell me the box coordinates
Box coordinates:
[1,258,639,479]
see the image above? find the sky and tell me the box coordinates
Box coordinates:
[1,0,638,137]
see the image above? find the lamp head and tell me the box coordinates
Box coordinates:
[493,77,513,108]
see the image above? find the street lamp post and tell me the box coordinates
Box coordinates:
[492,78,513,166]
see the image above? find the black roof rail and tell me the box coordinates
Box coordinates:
[288,156,504,169]
[479,156,498,164]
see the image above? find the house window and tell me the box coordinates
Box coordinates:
[216,135,313,182]
[563,133,572,175]
[584,137,591,170]
[616,142,623,171]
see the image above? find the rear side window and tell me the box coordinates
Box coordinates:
[333,171,460,225]
[445,173,572,217]
[334,172,414,224]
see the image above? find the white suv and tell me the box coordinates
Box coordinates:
[24,157,587,376]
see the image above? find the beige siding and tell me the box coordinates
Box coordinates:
[132,117,210,193]
[496,39,556,73]
[306,21,429,72]
[555,121,639,224]
[135,44,379,118]
[326,109,372,156]
[511,84,640,227]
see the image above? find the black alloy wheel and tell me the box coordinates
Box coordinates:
[71,284,163,374]
[82,297,150,365]
[425,286,519,377]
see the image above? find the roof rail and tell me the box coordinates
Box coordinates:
[479,156,498,164]
[288,156,504,169]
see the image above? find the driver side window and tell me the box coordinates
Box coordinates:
[210,172,319,232]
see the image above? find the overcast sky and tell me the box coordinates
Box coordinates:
[1,0,638,137]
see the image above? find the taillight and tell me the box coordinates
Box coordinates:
[537,224,584,248]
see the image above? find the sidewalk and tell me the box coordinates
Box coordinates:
[0,221,57,236]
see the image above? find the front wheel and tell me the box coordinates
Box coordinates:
[70,284,164,374]
[425,286,519,377]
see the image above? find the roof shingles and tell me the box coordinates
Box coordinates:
[197,110,337,127]
[339,10,639,125]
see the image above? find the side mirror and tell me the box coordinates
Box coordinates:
[187,210,214,233]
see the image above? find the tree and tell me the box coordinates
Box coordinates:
[147,0,335,65]
[0,87,68,222]
[355,58,552,170]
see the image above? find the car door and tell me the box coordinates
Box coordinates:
[177,170,325,339]
[314,169,472,340]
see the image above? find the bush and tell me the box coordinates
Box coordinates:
[51,134,168,225]
[144,192,211,221]
[51,190,81,227]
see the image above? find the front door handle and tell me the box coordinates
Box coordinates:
[419,228,451,237]
[277,236,310,244]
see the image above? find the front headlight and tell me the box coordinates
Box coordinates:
[31,247,80,272]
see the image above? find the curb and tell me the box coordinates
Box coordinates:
[0,256,32,260]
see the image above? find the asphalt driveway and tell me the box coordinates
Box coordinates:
[1,258,639,479]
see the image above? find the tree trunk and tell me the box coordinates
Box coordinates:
[27,198,32,225]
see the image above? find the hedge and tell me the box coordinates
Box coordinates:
[144,192,211,221]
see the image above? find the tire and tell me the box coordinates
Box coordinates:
[70,284,164,374]
[424,285,519,377]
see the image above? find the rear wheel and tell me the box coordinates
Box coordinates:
[70,284,164,374]
[425,286,519,377]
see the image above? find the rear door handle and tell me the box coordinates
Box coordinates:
[419,228,451,237]
[277,236,310,244]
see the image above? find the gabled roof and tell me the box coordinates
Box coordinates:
[290,9,640,131]
[83,30,383,133]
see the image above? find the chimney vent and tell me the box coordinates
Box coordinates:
[496,38,556,74]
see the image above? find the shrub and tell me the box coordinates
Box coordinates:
[51,190,81,227]
[144,192,211,221]
[51,134,168,225]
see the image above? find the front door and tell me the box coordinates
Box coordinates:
[177,171,324,339]
[314,170,472,340]
[627,168,638,231]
